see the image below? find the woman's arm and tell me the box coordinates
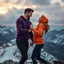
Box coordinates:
[32,23,45,36]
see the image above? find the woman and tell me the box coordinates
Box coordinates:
[30,15,50,64]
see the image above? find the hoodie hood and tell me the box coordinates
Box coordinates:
[39,15,48,23]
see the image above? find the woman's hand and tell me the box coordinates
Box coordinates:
[30,41,34,46]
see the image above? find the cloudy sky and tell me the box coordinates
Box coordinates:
[0,0,64,30]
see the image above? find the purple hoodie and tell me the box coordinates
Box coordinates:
[16,16,33,40]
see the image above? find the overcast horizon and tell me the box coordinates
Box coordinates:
[0,0,64,30]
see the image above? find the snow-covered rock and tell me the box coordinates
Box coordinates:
[0,25,15,44]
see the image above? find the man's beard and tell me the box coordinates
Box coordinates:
[27,15,30,21]
[28,17,30,21]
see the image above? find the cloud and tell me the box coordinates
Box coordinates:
[25,0,51,6]
[0,0,37,15]
[0,8,23,25]
[30,2,64,24]
[62,0,64,2]
[4,0,18,3]
[0,0,64,30]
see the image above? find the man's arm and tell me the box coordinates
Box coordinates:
[16,18,29,34]
[29,22,34,41]
[29,31,33,41]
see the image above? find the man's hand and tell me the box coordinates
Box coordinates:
[30,24,33,30]
[28,24,33,32]
[28,30,32,32]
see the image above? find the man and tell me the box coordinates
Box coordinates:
[16,8,34,64]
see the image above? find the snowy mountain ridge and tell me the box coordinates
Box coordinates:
[0,25,16,44]
[44,29,64,61]
[0,39,57,64]
[45,29,64,45]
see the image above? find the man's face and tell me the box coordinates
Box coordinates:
[27,11,33,18]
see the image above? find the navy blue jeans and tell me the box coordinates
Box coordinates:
[31,44,48,64]
[16,40,28,64]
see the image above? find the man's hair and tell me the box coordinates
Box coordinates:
[24,8,34,14]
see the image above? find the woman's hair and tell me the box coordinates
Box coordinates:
[44,23,50,34]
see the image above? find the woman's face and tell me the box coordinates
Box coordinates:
[38,15,48,23]
[38,16,42,22]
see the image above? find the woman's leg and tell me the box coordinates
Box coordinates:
[36,44,49,64]
[31,44,44,64]
[16,40,28,64]
[31,45,38,64]
[36,50,48,64]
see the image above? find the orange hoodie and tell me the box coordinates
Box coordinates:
[32,15,49,44]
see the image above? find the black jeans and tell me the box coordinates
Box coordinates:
[16,40,28,64]
[31,44,48,64]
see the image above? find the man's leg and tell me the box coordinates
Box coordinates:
[16,40,28,64]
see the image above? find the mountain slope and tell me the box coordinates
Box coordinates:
[44,29,64,61]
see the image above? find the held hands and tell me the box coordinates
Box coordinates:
[30,24,33,30]
[28,24,33,32]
